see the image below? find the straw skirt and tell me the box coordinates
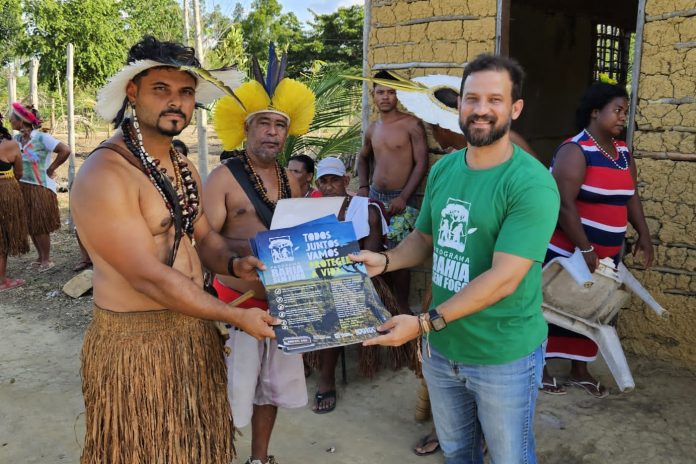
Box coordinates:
[19,182,60,235]
[80,306,235,464]
[0,178,29,256]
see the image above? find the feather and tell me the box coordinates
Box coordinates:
[251,57,267,93]
[341,74,429,93]
[277,52,288,88]
[266,43,277,95]
[181,65,246,109]
[271,78,315,136]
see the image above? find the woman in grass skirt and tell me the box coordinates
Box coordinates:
[0,115,29,291]
[9,102,71,272]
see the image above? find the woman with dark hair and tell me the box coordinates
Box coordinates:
[288,154,321,197]
[9,102,71,272]
[0,114,29,291]
[541,83,653,398]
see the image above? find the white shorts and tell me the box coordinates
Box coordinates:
[225,329,308,427]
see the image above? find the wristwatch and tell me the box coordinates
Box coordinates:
[428,308,447,332]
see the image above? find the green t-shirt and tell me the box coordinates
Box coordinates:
[415,145,560,365]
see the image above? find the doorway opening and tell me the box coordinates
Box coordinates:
[503,0,640,164]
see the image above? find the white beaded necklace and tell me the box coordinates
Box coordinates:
[583,129,629,170]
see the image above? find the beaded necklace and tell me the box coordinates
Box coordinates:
[583,129,629,171]
[121,115,200,240]
[235,150,291,209]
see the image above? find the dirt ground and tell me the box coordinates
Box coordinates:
[1,127,695,463]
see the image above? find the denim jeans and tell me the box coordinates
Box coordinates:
[422,342,545,464]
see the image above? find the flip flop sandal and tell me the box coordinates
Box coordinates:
[72,261,92,272]
[567,379,609,398]
[540,377,567,395]
[313,390,336,414]
[413,434,440,457]
[27,261,41,270]
[38,262,56,273]
[0,278,26,292]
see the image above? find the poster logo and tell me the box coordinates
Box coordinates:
[269,236,295,263]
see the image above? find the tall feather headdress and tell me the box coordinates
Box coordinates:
[212,43,316,150]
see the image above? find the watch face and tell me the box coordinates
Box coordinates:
[431,317,446,331]
[429,309,446,331]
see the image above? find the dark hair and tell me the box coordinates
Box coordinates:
[289,154,315,175]
[575,82,629,131]
[172,139,189,156]
[461,54,525,101]
[113,36,201,127]
[373,70,398,90]
[0,122,11,140]
[434,88,459,109]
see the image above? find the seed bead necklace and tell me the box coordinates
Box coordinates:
[121,115,200,239]
[583,129,629,171]
[236,150,291,209]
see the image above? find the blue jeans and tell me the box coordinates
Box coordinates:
[422,342,544,464]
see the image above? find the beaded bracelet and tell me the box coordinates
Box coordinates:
[378,251,390,274]
[227,256,240,278]
[580,245,595,254]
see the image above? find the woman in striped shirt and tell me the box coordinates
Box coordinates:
[541,83,653,398]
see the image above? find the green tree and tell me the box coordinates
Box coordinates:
[24,0,126,90]
[241,0,303,59]
[298,5,363,70]
[120,0,184,43]
[0,0,24,65]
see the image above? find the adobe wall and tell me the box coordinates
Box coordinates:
[622,1,696,366]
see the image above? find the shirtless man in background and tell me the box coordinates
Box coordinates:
[357,70,428,315]
[71,37,274,464]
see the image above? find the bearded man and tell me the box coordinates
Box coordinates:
[352,54,560,464]
[71,36,277,464]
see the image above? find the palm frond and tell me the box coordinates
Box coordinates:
[278,65,363,165]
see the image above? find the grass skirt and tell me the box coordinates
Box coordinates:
[80,306,235,464]
[0,178,29,256]
[19,182,60,235]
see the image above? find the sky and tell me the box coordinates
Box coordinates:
[210,0,363,24]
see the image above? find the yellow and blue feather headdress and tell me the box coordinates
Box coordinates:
[212,44,316,150]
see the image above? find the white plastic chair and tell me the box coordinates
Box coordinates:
[541,251,667,392]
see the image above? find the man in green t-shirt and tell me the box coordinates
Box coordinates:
[352,54,560,464]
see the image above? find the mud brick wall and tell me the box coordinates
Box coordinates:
[368,0,497,79]
[622,1,696,366]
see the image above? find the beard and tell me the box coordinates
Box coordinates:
[460,113,511,147]
[156,110,189,137]
[248,140,283,164]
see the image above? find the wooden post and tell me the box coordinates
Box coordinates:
[30,57,40,109]
[56,70,64,121]
[7,62,17,109]
[50,98,56,131]
[627,0,647,150]
[66,44,76,230]
[192,0,209,181]
[359,0,371,173]
[183,0,191,46]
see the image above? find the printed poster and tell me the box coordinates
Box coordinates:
[251,217,390,353]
